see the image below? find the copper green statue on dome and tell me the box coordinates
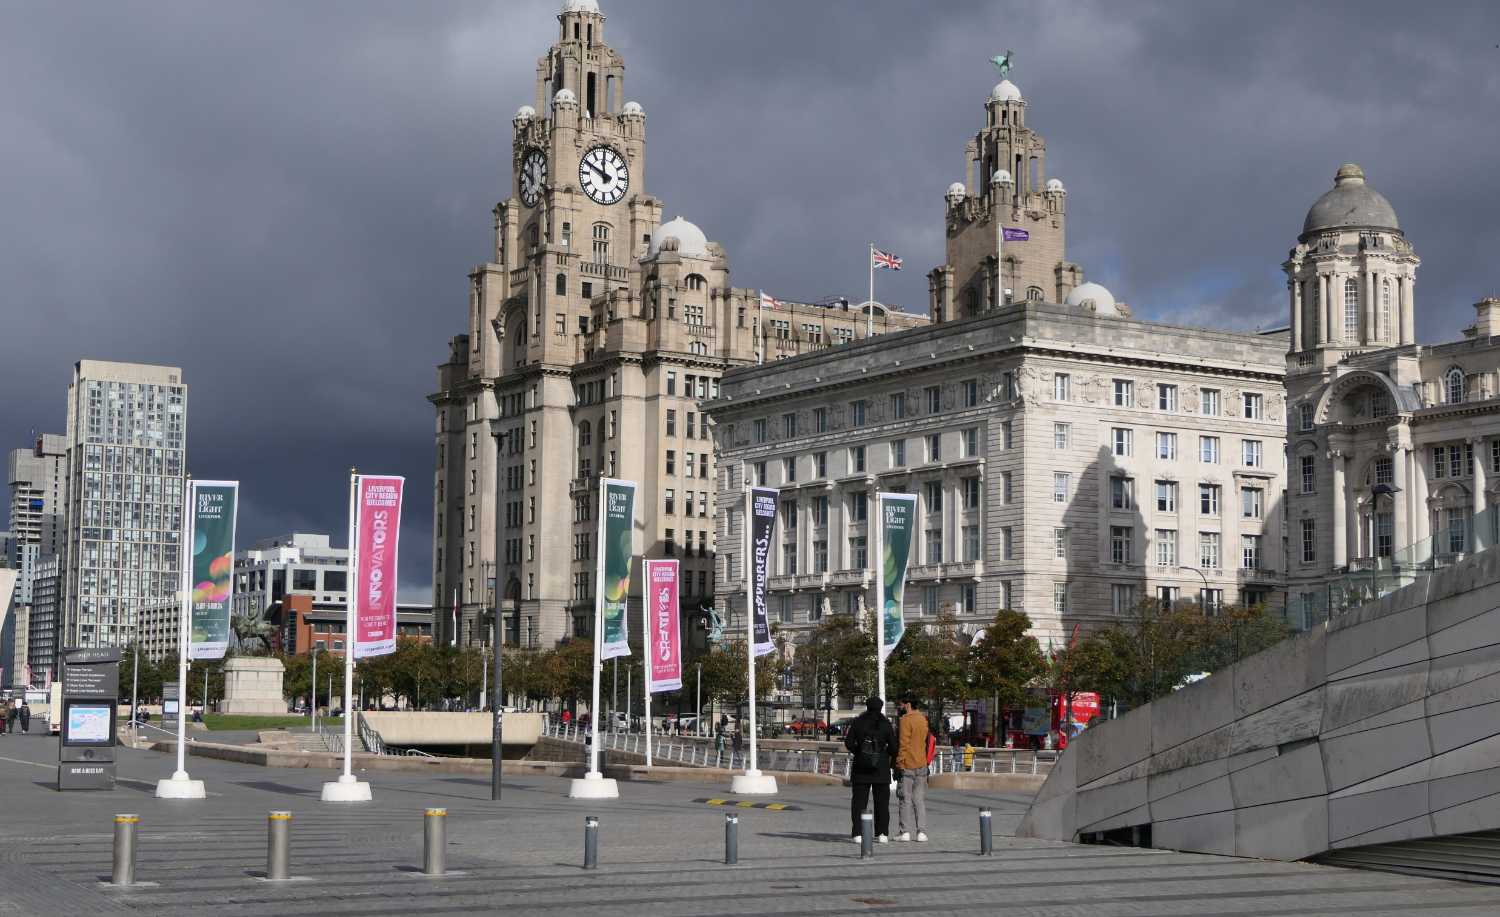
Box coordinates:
[991,50,1015,78]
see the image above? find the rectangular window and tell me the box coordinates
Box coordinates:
[815,451,828,478]
[890,392,907,420]
[1110,475,1134,510]
[665,529,676,556]
[1053,583,1068,615]
[1241,487,1263,519]
[778,595,793,624]
[925,528,943,565]
[1001,421,1013,449]
[963,525,980,561]
[960,583,977,614]
[1155,529,1177,566]
[927,433,942,462]
[782,456,795,483]
[890,439,906,466]
[813,495,829,526]
[962,379,979,408]
[851,446,865,473]
[1111,584,1136,615]
[1491,439,1500,475]
[664,488,675,515]
[1300,455,1316,493]
[969,476,985,508]
[1113,379,1134,407]
[1199,531,1221,569]
[1003,371,1017,400]
[1200,436,1220,464]
[782,412,797,438]
[1242,534,1262,570]
[1200,589,1224,614]
[754,461,767,485]
[1054,528,1069,560]
[1156,432,1177,460]
[1159,384,1178,412]
[1001,580,1014,610]
[1299,403,1314,431]
[1242,439,1262,468]
[1374,457,1393,486]
[1199,483,1221,515]
[1054,373,1071,401]
[1054,423,1070,450]
[1201,389,1220,416]
[1156,480,1177,512]
[813,540,828,573]
[924,480,944,513]
[1112,427,1132,457]
[781,501,798,531]
[753,419,767,443]
[666,410,676,436]
[850,491,868,522]
[813,407,828,433]
[1053,473,1070,503]
[782,542,797,575]
[665,450,676,475]
[851,400,867,427]
[1001,527,1014,560]
[925,385,942,413]
[698,492,708,517]
[1157,586,1180,608]
[1301,518,1316,563]
[686,412,696,438]
[962,427,979,457]
[667,371,677,395]
[1110,526,1133,564]
[849,535,868,569]
[1243,393,1263,420]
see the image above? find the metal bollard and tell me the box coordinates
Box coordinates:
[979,809,994,856]
[724,813,739,865]
[583,815,599,870]
[111,814,139,886]
[267,811,292,880]
[423,808,447,876]
[860,812,874,859]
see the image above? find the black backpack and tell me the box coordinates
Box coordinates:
[855,724,883,770]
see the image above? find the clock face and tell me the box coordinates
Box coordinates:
[519,150,546,208]
[579,145,629,205]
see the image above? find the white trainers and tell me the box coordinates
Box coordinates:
[877,834,889,844]
[895,832,911,842]
[850,835,863,844]
[915,831,929,843]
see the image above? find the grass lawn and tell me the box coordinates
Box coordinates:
[202,714,344,731]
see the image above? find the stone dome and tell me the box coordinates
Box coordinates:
[990,80,1023,102]
[945,182,966,201]
[991,169,1013,186]
[553,88,576,105]
[1045,178,1066,193]
[620,100,644,116]
[514,105,536,120]
[647,216,708,259]
[562,0,600,13]
[1065,281,1123,316]
[1301,163,1399,237]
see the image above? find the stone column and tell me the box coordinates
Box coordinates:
[1401,275,1415,346]
[1472,436,1489,550]
[1365,269,1376,345]
[1413,449,1430,545]
[1330,448,1347,568]
[1291,281,1303,351]
[1392,444,1409,556]
[1318,274,1329,344]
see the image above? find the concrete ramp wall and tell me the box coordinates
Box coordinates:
[1019,548,1500,861]
[361,711,543,747]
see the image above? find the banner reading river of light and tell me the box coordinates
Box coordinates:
[875,492,917,711]
[354,475,404,660]
[187,480,239,660]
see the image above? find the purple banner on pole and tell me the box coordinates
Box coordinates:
[1003,227,1029,241]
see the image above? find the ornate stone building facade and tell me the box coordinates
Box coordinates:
[1284,164,1500,627]
[429,0,924,648]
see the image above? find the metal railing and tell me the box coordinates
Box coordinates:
[539,720,1053,778]
[356,713,386,755]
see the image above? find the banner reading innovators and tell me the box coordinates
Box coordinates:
[188,480,239,660]
[748,486,778,657]
[877,492,917,661]
[599,479,636,662]
[354,475,404,659]
[644,559,681,693]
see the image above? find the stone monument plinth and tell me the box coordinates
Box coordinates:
[219,656,286,715]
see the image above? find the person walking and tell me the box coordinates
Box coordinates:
[843,696,897,844]
[4,701,16,735]
[18,703,31,734]
[894,694,931,842]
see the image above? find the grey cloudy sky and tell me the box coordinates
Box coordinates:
[3,1,1497,600]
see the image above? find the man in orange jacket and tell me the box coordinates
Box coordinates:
[894,693,931,842]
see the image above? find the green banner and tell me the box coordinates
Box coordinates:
[188,480,238,660]
[878,492,917,661]
[599,479,636,661]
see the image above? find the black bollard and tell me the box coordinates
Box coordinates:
[979,808,993,856]
[860,812,874,859]
[583,815,599,870]
[724,813,739,865]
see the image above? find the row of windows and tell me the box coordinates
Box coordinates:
[1055,376,1265,419]
[752,381,985,444]
[750,431,984,485]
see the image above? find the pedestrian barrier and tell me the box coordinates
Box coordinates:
[424,808,447,876]
[724,813,739,865]
[266,811,292,881]
[859,812,874,859]
[583,815,599,870]
[111,814,138,886]
[979,809,993,856]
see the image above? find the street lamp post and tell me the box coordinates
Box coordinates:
[490,609,503,802]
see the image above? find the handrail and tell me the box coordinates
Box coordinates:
[356,712,387,755]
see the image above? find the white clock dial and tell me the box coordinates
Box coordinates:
[519,150,546,207]
[579,145,629,205]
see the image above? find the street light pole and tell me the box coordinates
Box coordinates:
[491,610,503,801]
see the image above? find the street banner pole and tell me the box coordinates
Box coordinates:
[571,478,635,799]
[323,469,370,802]
[156,475,205,799]
[643,559,682,768]
[733,487,778,794]
[875,492,917,713]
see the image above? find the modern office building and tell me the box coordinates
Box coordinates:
[705,75,1289,646]
[428,0,924,649]
[1283,164,1500,627]
[7,433,67,683]
[26,555,61,683]
[60,360,187,650]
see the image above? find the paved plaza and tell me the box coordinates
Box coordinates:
[3,732,1500,916]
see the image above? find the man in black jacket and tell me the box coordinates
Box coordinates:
[843,696,898,842]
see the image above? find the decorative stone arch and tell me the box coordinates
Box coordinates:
[1313,369,1404,425]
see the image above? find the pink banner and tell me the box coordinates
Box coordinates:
[354,475,404,659]
[644,560,682,693]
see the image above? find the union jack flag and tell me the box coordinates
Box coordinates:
[872,248,903,270]
[759,291,783,310]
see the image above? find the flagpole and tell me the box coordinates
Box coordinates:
[590,480,605,777]
[155,474,204,798]
[644,569,654,768]
[322,468,371,801]
[867,243,874,339]
[732,487,776,794]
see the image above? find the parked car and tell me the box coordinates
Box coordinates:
[785,718,828,735]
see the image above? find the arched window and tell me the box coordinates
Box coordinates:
[1381,279,1393,340]
[1343,278,1360,339]
[1446,367,1466,404]
[1025,285,1043,302]
[592,223,610,262]
[685,274,707,292]
[555,273,567,296]
[528,225,539,249]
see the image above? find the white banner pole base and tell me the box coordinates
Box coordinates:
[320,774,373,802]
[155,772,205,799]
[730,770,778,795]
[568,771,619,799]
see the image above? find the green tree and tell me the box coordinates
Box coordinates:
[792,613,875,722]
[888,609,973,720]
[1192,604,1293,672]
[118,644,167,704]
[968,608,1046,715]
[700,640,778,722]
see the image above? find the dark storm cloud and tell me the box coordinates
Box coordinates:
[3,1,1497,599]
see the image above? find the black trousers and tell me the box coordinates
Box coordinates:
[850,781,891,837]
